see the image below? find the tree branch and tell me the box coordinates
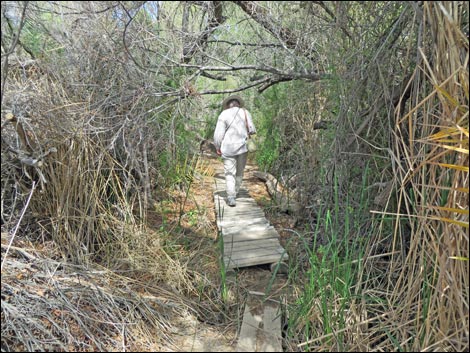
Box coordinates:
[200,71,227,81]
[311,1,353,40]
[181,1,226,63]
[1,2,29,105]
[177,63,325,81]
[232,1,299,49]
[207,39,282,48]
[257,76,293,93]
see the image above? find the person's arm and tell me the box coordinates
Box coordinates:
[246,110,257,135]
[213,114,226,155]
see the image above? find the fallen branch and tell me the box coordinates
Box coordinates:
[253,171,301,214]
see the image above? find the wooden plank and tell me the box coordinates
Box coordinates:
[214,205,262,216]
[224,244,284,260]
[218,217,268,228]
[225,252,285,266]
[213,196,253,203]
[236,303,261,352]
[218,214,266,222]
[214,201,260,208]
[224,246,286,260]
[214,195,258,204]
[258,305,283,352]
[213,182,290,270]
[217,214,267,223]
[225,253,288,269]
[216,208,265,217]
[222,223,273,232]
[223,239,282,253]
[225,250,288,267]
[216,203,262,211]
[222,230,279,243]
[218,212,266,220]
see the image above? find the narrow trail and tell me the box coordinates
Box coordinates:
[213,154,288,351]
[171,151,294,352]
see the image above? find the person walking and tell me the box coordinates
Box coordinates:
[214,95,256,207]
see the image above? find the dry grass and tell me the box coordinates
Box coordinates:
[1,236,192,351]
[384,2,468,351]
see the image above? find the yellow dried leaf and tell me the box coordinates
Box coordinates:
[440,144,469,154]
[449,256,469,261]
[432,216,469,228]
[434,84,460,109]
[429,206,469,215]
[428,162,469,172]
[428,127,461,140]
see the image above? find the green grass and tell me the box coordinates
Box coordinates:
[287,167,371,351]
[218,231,229,304]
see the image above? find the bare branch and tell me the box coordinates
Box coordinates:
[177,63,325,81]
[1,1,29,105]
[181,1,226,63]
[200,71,227,81]
[232,1,299,50]
[207,39,282,48]
[311,1,353,40]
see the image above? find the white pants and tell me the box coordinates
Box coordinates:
[223,152,248,198]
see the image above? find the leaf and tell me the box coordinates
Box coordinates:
[440,144,469,154]
[428,162,469,172]
[427,127,466,141]
[449,256,469,261]
[432,217,469,228]
[434,84,461,110]
[429,206,469,215]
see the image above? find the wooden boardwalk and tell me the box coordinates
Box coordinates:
[212,164,286,351]
[214,188,288,270]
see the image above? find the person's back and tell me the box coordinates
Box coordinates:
[215,106,252,157]
[213,95,256,206]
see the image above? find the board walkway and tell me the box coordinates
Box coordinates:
[213,188,288,270]
[212,165,287,351]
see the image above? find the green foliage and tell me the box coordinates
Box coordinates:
[287,166,371,350]
[157,149,194,190]
[251,85,287,169]
[20,21,61,57]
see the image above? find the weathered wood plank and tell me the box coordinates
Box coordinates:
[216,205,261,214]
[225,246,286,260]
[216,208,265,217]
[218,217,268,229]
[236,302,261,352]
[258,305,283,352]
[215,205,263,215]
[214,174,284,352]
[214,200,260,208]
[222,224,274,234]
[215,201,258,208]
[224,243,283,258]
[223,239,282,253]
[214,182,289,270]
[222,229,280,243]
[225,253,288,269]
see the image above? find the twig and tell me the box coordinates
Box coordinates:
[1,182,36,271]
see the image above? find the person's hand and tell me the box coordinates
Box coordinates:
[216,149,222,156]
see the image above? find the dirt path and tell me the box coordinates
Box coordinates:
[166,152,295,352]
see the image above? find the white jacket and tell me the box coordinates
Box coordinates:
[214,107,256,157]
